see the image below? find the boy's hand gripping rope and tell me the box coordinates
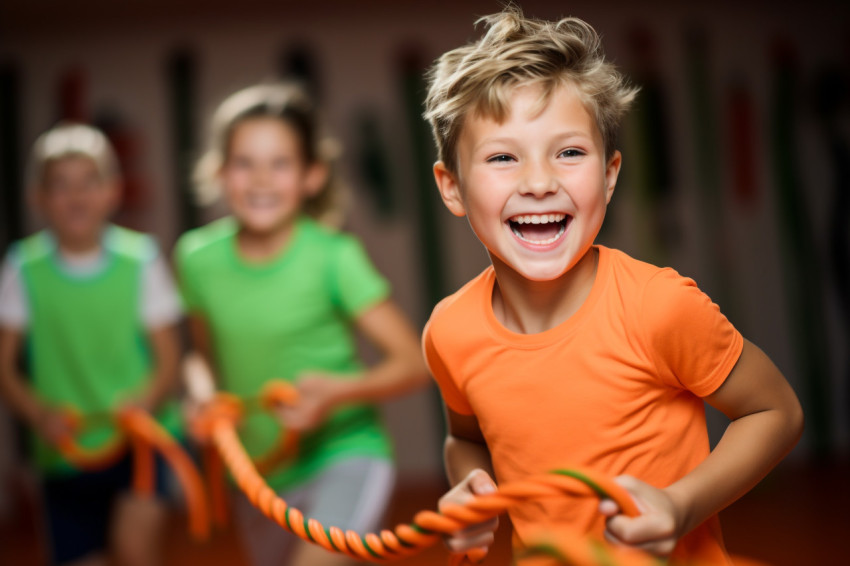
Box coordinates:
[54,406,210,540]
[193,381,656,565]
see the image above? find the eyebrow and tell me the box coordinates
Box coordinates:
[474,131,593,152]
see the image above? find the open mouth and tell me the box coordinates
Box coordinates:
[508,213,569,245]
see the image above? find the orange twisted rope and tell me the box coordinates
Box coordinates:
[193,381,651,565]
[191,381,301,527]
[54,406,210,540]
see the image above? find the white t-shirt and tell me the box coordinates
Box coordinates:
[0,237,182,331]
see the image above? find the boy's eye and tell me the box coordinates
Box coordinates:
[558,148,585,158]
[486,154,515,163]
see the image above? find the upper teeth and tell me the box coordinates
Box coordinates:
[511,213,565,224]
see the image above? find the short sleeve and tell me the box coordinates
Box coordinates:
[140,251,183,329]
[0,254,27,329]
[173,234,203,314]
[640,269,743,397]
[422,304,474,416]
[331,236,390,317]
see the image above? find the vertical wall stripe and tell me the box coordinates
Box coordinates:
[770,43,832,456]
[166,48,200,231]
[0,64,23,254]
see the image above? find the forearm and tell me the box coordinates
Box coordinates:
[329,300,429,406]
[0,328,44,426]
[327,354,429,406]
[183,314,220,403]
[666,403,803,535]
[138,370,176,412]
[183,351,218,403]
[439,421,500,553]
[665,340,804,536]
[137,325,181,411]
[0,364,44,426]
[445,433,495,486]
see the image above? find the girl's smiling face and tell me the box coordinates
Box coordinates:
[434,83,621,282]
[220,117,324,237]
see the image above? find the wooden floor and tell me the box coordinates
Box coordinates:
[1,459,847,565]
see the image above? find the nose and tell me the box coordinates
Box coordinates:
[250,164,272,188]
[521,158,558,197]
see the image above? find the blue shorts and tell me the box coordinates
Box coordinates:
[41,451,169,565]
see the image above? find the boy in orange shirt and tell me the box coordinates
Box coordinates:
[422,7,803,564]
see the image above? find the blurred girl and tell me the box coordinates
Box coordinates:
[176,83,428,566]
[0,123,182,566]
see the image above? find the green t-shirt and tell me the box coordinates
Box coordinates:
[13,226,181,475]
[175,216,393,490]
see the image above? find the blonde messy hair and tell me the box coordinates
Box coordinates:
[424,6,638,173]
[194,82,345,226]
[28,122,119,188]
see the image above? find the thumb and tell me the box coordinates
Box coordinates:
[467,469,497,496]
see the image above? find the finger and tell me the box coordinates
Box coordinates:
[606,514,675,549]
[604,525,676,558]
[598,498,619,516]
[445,529,496,553]
[455,517,499,539]
[468,469,497,496]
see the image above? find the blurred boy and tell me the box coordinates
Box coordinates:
[0,123,182,566]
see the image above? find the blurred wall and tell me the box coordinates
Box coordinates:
[0,0,848,486]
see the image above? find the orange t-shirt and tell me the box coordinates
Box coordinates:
[423,246,742,565]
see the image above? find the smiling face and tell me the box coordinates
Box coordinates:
[434,82,621,282]
[220,117,324,237]
[35,155,119,250]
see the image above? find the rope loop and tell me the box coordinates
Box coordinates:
[53,406,210,541]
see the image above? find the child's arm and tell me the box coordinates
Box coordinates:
[183,314,218,405]
[0,327,70,443]
[438,407,500,554]
[134,324,181,412]
[601,338,803,555]
[278,299,430,431]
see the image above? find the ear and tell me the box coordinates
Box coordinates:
[433,161,466,217]
[604,151,622,204]
[304,162,329,197]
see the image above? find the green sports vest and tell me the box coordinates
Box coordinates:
[14,226,180,474]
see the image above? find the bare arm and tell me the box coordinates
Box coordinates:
[0,326,42,427]
[603,338,804,554]
[0,326,72,443]
[280,299,430,431]
[669,339,802,530]
[183,314,218,404]
[135,324,181,412]
[444,407,494,485]
[436,406,500,553]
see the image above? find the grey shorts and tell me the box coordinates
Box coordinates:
[233,456,396,566]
